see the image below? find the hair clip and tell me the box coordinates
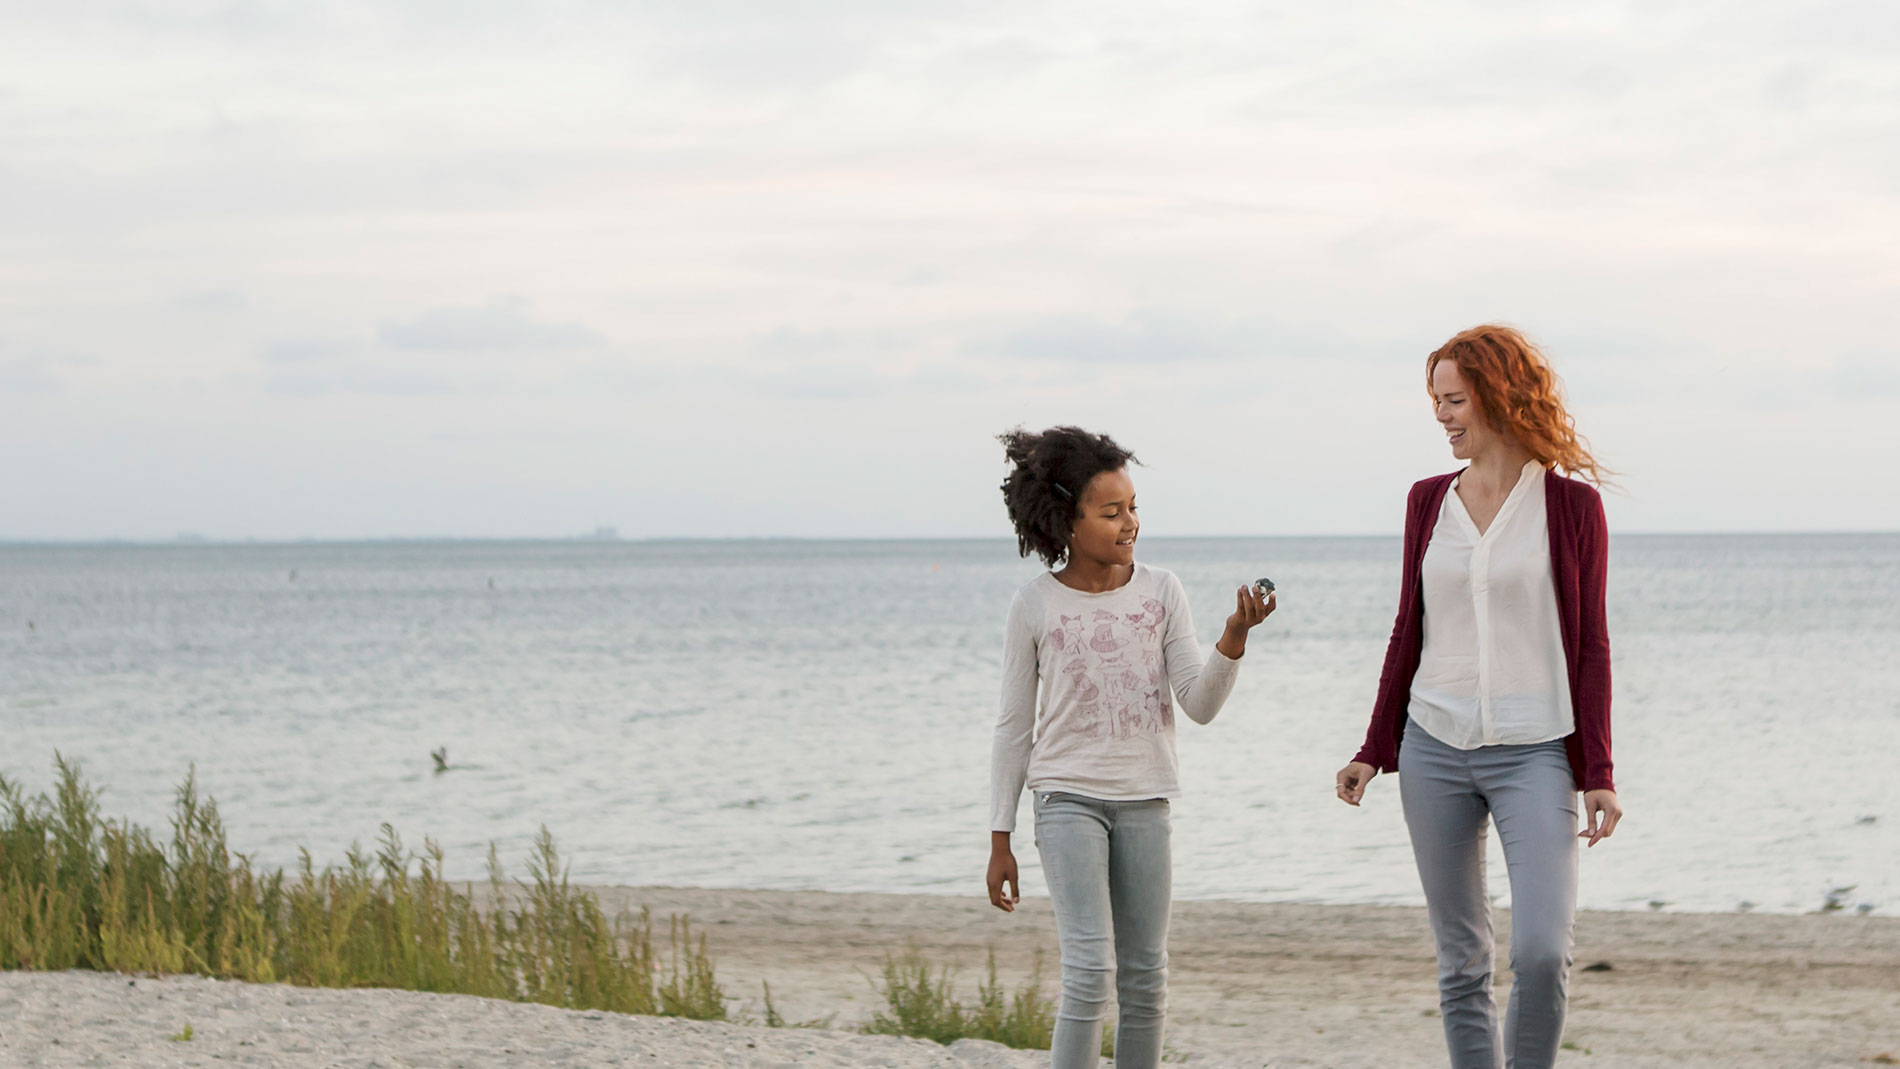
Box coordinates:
[1051,481,1074,501]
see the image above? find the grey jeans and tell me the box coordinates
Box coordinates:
[1399,720,1580,1069]
[1033,791,1172,1069]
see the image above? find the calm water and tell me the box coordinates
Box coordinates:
[4,535,1897,915]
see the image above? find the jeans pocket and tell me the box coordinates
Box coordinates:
[1032,792,1073,848]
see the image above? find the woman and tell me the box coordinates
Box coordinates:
[1335,325,1624,1069]
[987,425,1273,1069]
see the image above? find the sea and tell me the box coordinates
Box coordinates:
[4,535,1897,916]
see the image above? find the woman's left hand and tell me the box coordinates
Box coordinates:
[1216,585,1276,659]
[1580,789,1623,847]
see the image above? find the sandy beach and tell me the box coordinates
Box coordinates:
[4,886,1897,1067]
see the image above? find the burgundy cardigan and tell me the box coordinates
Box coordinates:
[1351,468,1615,793]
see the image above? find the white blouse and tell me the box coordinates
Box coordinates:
[1408,460,1574,750]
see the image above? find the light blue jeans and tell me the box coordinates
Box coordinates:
[1034,791,1172,1069]
[1399,720,1580,1069]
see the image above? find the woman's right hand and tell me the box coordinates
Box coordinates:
[1335,762,1377,806]
[987,832,1020,912]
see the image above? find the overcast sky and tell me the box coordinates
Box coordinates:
[4,1,1897,540]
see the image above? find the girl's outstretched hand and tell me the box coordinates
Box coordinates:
[987,833,1020,912]
[1215,585,1276,659]
[1335,761,1376,806]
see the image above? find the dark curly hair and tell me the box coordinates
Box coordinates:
[998,426,1139,568]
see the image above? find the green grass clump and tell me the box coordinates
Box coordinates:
[863,944,1055,1050]
[0,755,725,1020]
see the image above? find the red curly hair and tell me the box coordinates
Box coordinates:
[1427,325,1612,486]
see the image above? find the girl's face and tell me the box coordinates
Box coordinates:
[1068,467,1139,568]
[1431,359,1503,462]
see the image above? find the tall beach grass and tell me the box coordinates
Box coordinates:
[0,755,725,1019]
[864,943,1058,1050]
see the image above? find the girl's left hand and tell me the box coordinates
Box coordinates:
[1215,585,1275,659]
[1228,584,1275,631]
[1580,789,1623,847]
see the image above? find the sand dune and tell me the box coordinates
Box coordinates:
[4,887,1897,1067]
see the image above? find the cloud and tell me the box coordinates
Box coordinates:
[258,336,453,395]
[968,313,1376,365]
[0,356,59,393]
[261,338,357,364]
[739,359,1003,400]
[753,364,892,400]
[174,289,248,313]
[1831,356,1900,398]
[709,324,1007,398]
[261,365,460,397]
[739,327,928,397]
[906,363,997,394]
[379,298,604,352]
[256,337,681,397]
[0,341,100,393]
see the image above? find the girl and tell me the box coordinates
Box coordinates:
[987,425,1273,1069]
[1335,325,1624,1069]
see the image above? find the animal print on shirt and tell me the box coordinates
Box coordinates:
[1047,598,1170,738]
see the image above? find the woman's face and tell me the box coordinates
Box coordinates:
[1068,467,1139,568]
[1431,359,1500,462]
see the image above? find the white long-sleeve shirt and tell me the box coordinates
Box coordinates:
[1408,460,1574,749]
[989,563,1240,833]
